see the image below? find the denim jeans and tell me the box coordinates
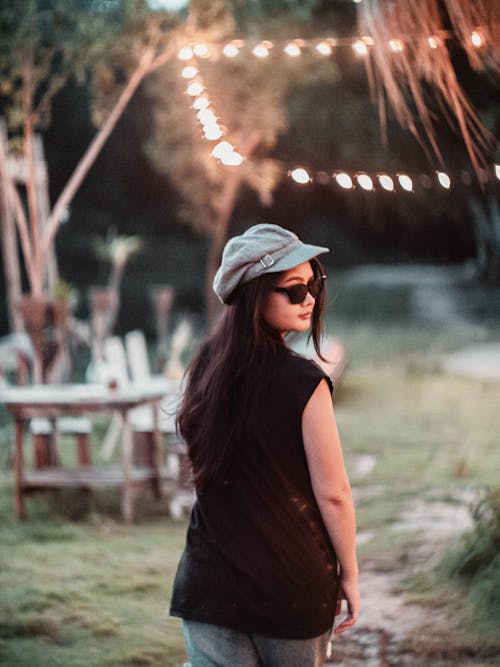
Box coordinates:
[182,620,331,667]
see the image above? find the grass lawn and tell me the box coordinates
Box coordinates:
[0,264,499,665]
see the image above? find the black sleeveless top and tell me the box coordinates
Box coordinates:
[169,353,339,639]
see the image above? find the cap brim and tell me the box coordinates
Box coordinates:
[265,244,329,273]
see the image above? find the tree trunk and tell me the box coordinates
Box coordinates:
[22,52,44,298]
[41,47,162,262]
[34,134,58,293]
[206,173,241,328]
[0,121,23,332]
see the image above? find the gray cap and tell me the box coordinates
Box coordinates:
[213,223,329,304]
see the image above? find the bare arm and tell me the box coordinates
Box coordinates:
[302,379,360,634]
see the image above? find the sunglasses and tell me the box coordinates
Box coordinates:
[273,275,326,304]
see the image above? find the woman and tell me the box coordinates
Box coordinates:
[170,223,359,667]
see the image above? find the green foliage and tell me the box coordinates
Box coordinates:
[0,1,101,136]
[0,0,178,139]
[441,488,500,619]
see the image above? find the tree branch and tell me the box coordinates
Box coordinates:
[41,45,175,262]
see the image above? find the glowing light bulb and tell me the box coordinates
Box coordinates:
[335,173,353,189]
[471,31,483,47]
[316,41,332,56]
[193,95,210,110]
[194,43,208,57]
[221,151,244,166]
[357,174,373,190]
[427,36,440,49]
[495,164,500,180]
[186,82,204,96]
[378,174,394,191]
[290,168,310,184]
[197,108,217,125]
[203,125,223,141]
[181,65,198,79]
[211,141,234,159]
[352,40,368,56]
[253,44,270,58]
[389,39,404,52]
[178,46,194,61]
[284,42,301,57]
[223,43,239,57]
[398,174,413,191]
[437,171,451,189]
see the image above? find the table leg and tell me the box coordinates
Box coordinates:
[48,417,61,466]
[121,411,134,523]
[14,418,26,519]
[77,434,91,466]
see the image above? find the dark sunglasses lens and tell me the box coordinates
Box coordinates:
[288,285,308,304]
[309,277,323,298]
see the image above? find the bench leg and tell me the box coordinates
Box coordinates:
[33,434,50,469]
[14,419,26,519]
[76,434,91,466]
[121,414,134,523]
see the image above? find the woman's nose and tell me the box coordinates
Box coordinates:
[303,290,315,305]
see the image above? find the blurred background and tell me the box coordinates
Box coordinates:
[1,0,498,341]
[0,1,499,666]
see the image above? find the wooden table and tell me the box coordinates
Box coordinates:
[1,382,174,522]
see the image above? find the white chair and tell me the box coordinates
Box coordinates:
[100,335,183,468]
[125,329,151,383]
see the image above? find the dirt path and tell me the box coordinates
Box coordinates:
[327,481,476,667]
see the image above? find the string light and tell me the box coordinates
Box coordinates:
[192,95,210,110]
[253,43,270,58]
[186,81,204,96]
[335,173,354,189]
[389,39,404,53]
[203,125,223,141]
[178,36,498,180]
[397,174,413,191]
[315,41,333,56]
[211,141,234,159]
[471,31,483,48]
[436,171,451,189]
[178,46,194,61]
[177,27,484,62]
[181,65,198,79]
[220,151,244,166]
[193,43,209,57]
[357,174,374,190]
[223,43,240,57]
[378,174,394,191]
[282,167,498,191]
[197,108,218,125]
[284,42,301,57]
[290,168,311,184]
[352,40,368,56]
[180,55,245,166]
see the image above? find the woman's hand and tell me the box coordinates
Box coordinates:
[333,574,360,635]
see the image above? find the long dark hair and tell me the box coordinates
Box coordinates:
[177,258,326,491]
